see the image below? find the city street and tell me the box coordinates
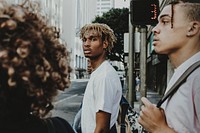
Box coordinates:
[50,78,162,126]
[51,79,88,125]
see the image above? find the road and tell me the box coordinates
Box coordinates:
[51,79,88,125]
[50,78,161,127]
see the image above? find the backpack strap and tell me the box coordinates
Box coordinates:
[157,60,200,107]
[43,118,56,133]
[120,95,130,133]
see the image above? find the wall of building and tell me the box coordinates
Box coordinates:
[73,0,97,79]
[96,0,114,16]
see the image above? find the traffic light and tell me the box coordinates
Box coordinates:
[130,0,160,25]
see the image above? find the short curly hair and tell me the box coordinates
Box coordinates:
[0,0,71,118]
[80,23,117,53]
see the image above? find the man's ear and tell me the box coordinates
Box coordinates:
[187,21,200,37]
[103,40,108,49]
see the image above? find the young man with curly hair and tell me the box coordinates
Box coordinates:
[0,0,74,133]
[139,0,200,132]
[79,23,122,133]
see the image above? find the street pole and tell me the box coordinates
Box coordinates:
[128,10,135,107]
[139,26,147,108]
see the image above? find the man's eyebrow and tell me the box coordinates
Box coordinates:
[89,35,98,38]
[84,35,99,39]
[158,14,171,20]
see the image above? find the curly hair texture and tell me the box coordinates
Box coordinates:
[0,1,71,119]
[80,23,117,53]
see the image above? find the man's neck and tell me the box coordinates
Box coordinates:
[168,40,200,68]
[90,58,106,71]
[169,49,200,69]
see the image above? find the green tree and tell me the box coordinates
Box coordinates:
[92,8,129,63]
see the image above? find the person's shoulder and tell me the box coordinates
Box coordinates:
[49,117,75,133]
[188,65,200,78]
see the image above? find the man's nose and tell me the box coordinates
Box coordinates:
[83,39,90,46]
[152,24,159,34]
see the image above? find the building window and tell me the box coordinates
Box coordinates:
[76,55,78,68]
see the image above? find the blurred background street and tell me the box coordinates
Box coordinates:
[51,79,88,125]
[51,79,162,125]
[6,0,170,126]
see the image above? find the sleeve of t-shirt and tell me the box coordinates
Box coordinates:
[94,75,118,114]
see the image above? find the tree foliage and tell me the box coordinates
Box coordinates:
[92,8,129,62]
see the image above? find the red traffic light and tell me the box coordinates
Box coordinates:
[130,0,160,25]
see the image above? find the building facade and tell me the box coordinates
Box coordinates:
[96,0,114,16]
[96,0,130,15]
[73,0,97,79]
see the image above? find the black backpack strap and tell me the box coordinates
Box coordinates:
[157,60,200,107]
[120,95,130,133]
[43,118,56,133]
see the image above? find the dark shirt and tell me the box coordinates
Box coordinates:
[0,115,74,133]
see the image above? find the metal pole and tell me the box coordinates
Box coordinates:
[128,10,135,107]
[139,26,147,108]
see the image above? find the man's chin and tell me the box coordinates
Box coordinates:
[84,56,98,60]
[84,55,90,58]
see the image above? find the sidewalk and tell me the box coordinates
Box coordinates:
[71,78,89,82]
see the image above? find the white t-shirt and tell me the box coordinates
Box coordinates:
[162,52,200,133]
[81,60,122,133]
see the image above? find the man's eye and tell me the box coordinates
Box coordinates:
[162,20,169,25]
[91,37,96,41]
[82,38,86,42]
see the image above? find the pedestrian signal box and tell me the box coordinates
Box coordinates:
[130,0,160,25]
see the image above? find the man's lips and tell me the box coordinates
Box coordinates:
[153,37,159,42]
[153,38,159,46]
[84,50,91,54]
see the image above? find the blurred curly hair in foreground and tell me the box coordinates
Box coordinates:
[0,0,71,119]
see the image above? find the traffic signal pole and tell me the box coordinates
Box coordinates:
[128,10,135,107]
[139,26,147,108]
